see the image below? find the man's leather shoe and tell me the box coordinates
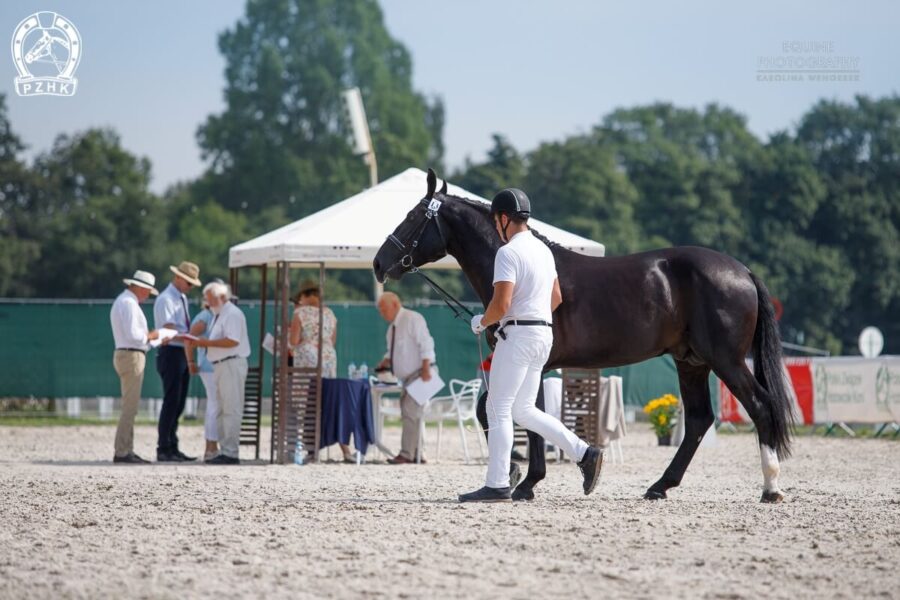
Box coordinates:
[458,486,512,503]
[387,454,425,464]
[205,454,240,465]
[113,452,150,464]
[174,450,197,462]
[156,452,185,463]
[578,446,604,496]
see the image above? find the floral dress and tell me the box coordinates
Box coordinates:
[292,305,337,377]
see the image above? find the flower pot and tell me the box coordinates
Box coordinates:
[657,433,672,446]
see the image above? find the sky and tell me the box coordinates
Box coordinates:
[1,0,898,193]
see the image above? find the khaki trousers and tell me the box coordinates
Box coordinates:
[399,366,438,461]
[113,350,146,457]
[214,357,248,459]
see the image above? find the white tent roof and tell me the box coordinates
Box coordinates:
[228,167,605,269]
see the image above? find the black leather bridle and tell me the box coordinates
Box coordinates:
[385,197,447,273]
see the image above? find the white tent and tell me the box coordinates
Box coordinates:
[228,167,605,269]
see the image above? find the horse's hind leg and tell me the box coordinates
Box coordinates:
[645,361,714,500]
[715,362,784,503]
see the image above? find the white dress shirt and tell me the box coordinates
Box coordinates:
[206,301,251,363]
[153,283,191,348]
[384,307,436,381]
[110,289,150,351]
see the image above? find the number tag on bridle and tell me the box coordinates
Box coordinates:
[427,199,442,213]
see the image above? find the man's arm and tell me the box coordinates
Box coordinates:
[481,281,514,327]
[551,278,563,312]
[415,315,436,382]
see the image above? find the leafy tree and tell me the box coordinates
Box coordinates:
[452,134,526,199]
[196,0,444,220]
[27,129,168,297]
[0,94,40,296]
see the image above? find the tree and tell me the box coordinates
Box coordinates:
[0,94,41,296]
[27,129,168,297]
[196,0,444,220]
[452,134,526,199]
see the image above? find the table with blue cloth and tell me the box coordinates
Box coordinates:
[319,378,376,455]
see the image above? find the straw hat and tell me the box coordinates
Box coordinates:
[169,261,202,287]
[298,279,320,295]
[123,270,159,295]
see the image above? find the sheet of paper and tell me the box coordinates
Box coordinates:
[262,332,275,355]
[177,333,199,342]
[150,327,179,348]
[405,373,445,407]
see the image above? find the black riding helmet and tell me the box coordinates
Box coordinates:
[490,188,531,220]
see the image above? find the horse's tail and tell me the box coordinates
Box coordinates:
[749,271,794,459]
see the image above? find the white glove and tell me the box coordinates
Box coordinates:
[470,314,486,335]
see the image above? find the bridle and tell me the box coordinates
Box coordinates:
[385,197,447,273]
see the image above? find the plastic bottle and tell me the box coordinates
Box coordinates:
[348,362,357,379]
[293,438,305,465]
[359,362,369,380]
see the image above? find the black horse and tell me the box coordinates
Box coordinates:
[373,169,794,503]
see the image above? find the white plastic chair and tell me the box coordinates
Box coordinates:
[418,378,484,464]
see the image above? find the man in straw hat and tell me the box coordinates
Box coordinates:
[110,270,160,464]
[154,260,202,462]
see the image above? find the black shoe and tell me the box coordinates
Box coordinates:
[113,452,150,464]
[509,462,522,490]
[174,450,197,462]
[458,486,512,503]
[578,446,604,496]
[156,452,185,463]
[205,454,240,465]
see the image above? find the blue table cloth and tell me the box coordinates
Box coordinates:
[319,378,376,454]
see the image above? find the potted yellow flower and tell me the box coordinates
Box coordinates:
[643,393,680,446]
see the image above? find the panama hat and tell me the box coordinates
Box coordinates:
[298,279,320,295]
[169,261,202,287]
[123,270,159,295]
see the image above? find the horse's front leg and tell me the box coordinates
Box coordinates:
[512,381,547,501]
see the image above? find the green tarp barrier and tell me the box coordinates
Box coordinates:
[0,301,710,408]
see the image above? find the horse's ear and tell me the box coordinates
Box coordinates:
[426,168,437,199]
[439,179,448,195]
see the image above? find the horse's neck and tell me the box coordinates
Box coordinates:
[442,202,498,307]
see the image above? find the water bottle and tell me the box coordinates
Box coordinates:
[359,362,369,380]
[348,362,357,379]
[293,438,305,465]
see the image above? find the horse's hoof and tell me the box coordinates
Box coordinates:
[643,489,667,501]
[512,486,534,502]
[760,490,784,504]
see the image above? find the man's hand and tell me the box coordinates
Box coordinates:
[147,329,160,341]
[377,358,390,370]
[188,362,199,376]
[470,314,486,335]
[421,365,432,382]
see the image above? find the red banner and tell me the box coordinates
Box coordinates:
[718,358,813,425]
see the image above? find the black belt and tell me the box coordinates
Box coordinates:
[496,320,552,341]
[116,348,146,354]
[212,355,240,365]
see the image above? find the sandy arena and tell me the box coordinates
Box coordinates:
[1,424,898,599]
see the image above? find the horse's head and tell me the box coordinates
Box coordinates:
[373,168,450,283]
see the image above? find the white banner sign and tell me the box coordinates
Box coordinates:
[812,357,900,424]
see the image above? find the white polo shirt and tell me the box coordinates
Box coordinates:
[206,301,251,363]
[492,230,557,323]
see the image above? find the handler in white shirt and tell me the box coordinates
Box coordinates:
[461,188,602,503]
[376,292,437,464]
[109,270,160,464]
[190,281,250,464]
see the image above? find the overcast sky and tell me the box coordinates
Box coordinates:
[1,1,897,193]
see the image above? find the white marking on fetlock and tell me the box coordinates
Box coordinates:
[760,444,781,494]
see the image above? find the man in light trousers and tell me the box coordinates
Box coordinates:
[110,270,160,464]
[190,281,250,465]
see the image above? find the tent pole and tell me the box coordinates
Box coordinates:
[315,262,325,463]
[256,264,267,461]
[276,261,290,464]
